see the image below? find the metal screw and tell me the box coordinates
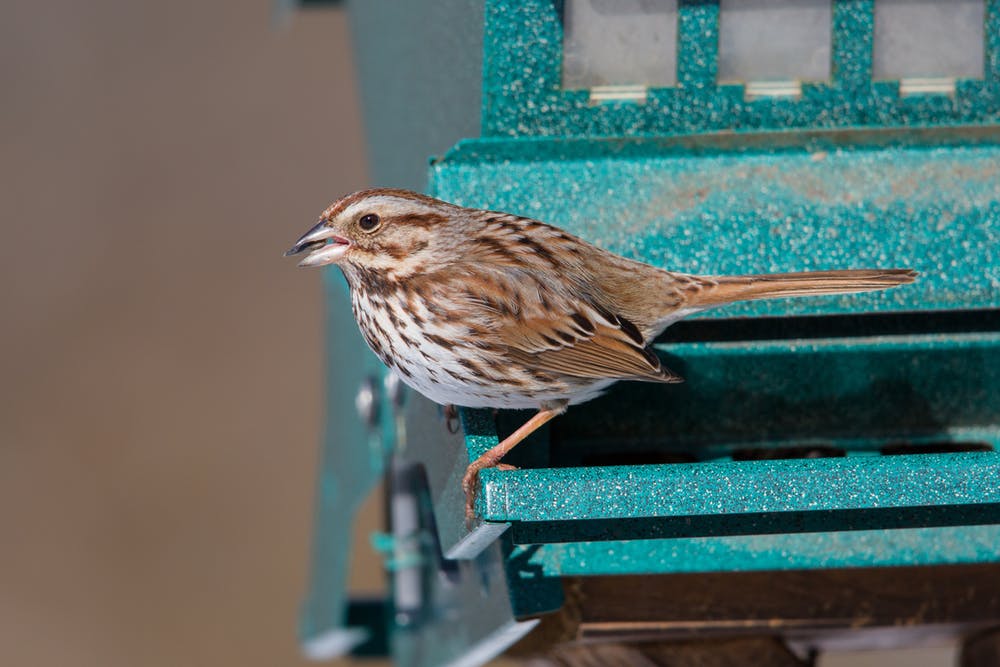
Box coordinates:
[355,376,380,429]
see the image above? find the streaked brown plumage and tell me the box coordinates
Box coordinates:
[287,188,917,522]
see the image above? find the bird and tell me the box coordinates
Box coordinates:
[286,188,917,523]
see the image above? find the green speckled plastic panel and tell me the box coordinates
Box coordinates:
[426,0,1000,575]
[479,453,1000,524]
[483,0,1000,138]
[430,134,1000,318]
[510,524,1000,576]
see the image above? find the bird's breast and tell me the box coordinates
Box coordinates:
[347,287,591,409]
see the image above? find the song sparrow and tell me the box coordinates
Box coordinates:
[286,188,916,522]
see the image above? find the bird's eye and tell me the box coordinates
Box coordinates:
[358,213,381,232]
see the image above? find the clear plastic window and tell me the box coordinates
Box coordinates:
[562,0,678,89]
[718,0,832,84]
[873,0,985,81]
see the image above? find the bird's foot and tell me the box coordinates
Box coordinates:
[459,405,565,527]
[461,458,518,527]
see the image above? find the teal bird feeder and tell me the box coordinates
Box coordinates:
[297,1,1000,665]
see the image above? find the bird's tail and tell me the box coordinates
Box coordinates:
[687,269,918,308]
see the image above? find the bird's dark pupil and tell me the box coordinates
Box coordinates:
[360,214,379,230]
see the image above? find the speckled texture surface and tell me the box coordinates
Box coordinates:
[509,524,1000,576]
[432,1,1000,571]
[478,452,1000,522]
[431,136,1000,318]
[425,0,1000,580]
[483,0,1000,138]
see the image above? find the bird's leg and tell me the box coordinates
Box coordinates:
[462,404,566,523]
[443,404,460,434]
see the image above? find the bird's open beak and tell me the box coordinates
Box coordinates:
[285,221,351,267]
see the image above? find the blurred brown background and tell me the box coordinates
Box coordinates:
[0,2,963,666]
[0,1,380,665]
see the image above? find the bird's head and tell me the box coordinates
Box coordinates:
[285,189,461,275]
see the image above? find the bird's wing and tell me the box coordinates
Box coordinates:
[501,305,681,383]
[452,266,682,383]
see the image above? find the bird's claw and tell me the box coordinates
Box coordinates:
[461,463,481,526]
[444,404,461,434]
[462,461,518,527]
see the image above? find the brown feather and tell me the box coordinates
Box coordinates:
[507,323,682,383]
[679,269,918,308]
